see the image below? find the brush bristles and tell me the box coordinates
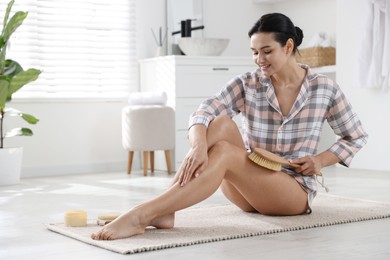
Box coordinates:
[248,152,282,172]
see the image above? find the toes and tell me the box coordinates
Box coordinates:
[91,228,115,240]
[102,230,113,240]
[91,232,99,240]
[91,230,105,240]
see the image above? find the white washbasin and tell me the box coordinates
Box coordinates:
[178,38,229,56]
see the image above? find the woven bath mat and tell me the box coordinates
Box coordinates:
[46,193,390,254]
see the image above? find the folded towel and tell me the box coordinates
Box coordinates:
[128,91,167,106]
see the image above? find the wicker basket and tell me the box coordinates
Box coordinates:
[296,47,336,67]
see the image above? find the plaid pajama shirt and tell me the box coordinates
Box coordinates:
[188,64,368,204]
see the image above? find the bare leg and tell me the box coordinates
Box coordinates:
[91,139,307,240]
[220,180,256,212]
[150,115,245,229]
[91,142,230,240]
[91,116,308,240]
[92,116,243,239]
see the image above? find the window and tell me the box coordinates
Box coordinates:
[2,0,137,100]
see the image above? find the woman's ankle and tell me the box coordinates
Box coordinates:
[150,213,175,229]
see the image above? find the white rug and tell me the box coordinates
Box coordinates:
[46,193,390,254]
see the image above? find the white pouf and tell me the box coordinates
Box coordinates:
[122,105,175,176]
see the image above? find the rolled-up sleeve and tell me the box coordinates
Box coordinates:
[188,76,246,129]
[327,86,368,167]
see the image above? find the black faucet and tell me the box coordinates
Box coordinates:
[172,19,204,37]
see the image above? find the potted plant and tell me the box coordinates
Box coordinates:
[0,0,41,185]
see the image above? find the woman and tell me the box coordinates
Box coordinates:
[91,13,367,240]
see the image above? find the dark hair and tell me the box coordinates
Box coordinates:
[248,13,303,54]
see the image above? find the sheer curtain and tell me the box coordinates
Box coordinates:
[1,0,137,99]
[354,0,389,90]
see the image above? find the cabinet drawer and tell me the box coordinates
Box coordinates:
[176,65,254,98]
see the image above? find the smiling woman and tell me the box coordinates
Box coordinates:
[90,13,368,241]
[1,0,137,100]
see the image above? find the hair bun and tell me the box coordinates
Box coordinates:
[294,26,304,47]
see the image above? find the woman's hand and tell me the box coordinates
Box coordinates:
[177,143,208,186]
[290,156,322,176]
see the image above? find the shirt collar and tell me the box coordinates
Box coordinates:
[260,64,313,120]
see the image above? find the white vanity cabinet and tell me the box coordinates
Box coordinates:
[139,56,256,171]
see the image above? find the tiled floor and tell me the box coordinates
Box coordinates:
[1,167,390,260]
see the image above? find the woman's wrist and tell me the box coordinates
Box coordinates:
[189,124,207,148]
[316,150,340,168]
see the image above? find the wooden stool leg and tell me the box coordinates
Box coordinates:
[165,150,172,175]
[150,151,155,175]
[143,151,148,176]
[127,151,134,174]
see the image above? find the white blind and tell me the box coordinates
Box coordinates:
[1,0,137,99]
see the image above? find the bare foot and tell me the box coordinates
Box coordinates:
[150,213,175,229]
[91,208,147,240]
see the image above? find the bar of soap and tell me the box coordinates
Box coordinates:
[64,210,87,227]
[97,212,121,226]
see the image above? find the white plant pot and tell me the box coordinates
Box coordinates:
[0,147,23,186]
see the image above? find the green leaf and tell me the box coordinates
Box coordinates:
[0,79,9,110]
[5,127,33,138]
[0,44,6,74]
[2,11,28,44]
[4,59,23,77]
[0,36,4,49]
[21,113,39,124]
[3,108,39,124]
[9,68,41,95]
[3,0,15,32]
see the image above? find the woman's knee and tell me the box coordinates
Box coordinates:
[209,140,234,155]
[208,116,244,147]
[209,115,237,133]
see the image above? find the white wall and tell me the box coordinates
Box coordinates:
[337,0,389,171]
[136,0,167,59]
[272,0,337,48]
[203,0,272,56]
[202,0,336,56]
[6,100,129,178]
